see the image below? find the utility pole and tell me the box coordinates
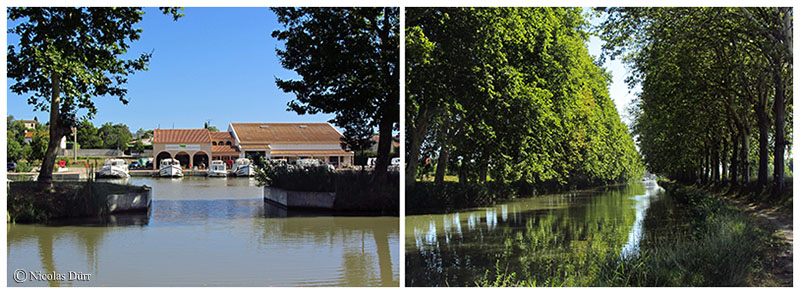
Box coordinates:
[73,127,77,161]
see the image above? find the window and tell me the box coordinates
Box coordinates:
[212,142,217,146]
[226,141,232,146]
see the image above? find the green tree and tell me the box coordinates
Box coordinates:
[99,122,132,151]
[76,119,103,148]
[271,7,399,178]
[7,7,182,184]
[29,131,49,162]
[597,7,792,194]
[203,121,219,132]
[406,8,643,189]
[7,131,24,162]
[133,141,146,154]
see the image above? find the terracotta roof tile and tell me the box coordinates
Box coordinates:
[230,123,342,144]
[212,145,239,155]
[210,131,233,140]
[153,129,211,144]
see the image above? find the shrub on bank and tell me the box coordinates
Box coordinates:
[14,161,33,172]
[255,160,336,192]
[334,170,399,214]
[255,161,399,214]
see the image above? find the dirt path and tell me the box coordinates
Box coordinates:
[728,197,793,286]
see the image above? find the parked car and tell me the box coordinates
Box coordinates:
[129,161,141,169]
[8,162,17,171]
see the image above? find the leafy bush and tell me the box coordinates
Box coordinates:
[14,161,33,172]
[255,161,399,214]
[334,170,399,214]
[255,160,335,192]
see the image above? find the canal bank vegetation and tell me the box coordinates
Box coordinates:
[597,7,792,205]
[255,161,399,215]
[406,8,644,214]
[473,181,783,287]
[7,181,147,223]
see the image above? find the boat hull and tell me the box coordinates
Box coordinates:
[235,165,254,177]
[207,170,227,177]
[159,166,183,177]
[97,167,130,178]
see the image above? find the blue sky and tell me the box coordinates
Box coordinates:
[585,9,641,127]
[5,7,336,132]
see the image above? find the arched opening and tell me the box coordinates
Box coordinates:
[212,141,217,146]
[155,152,172,169]
[174,152,191,168]
[219,141,224,145]
[226,141,232,146]
[193,152,209,169]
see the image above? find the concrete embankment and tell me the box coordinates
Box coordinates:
[263,187,336,209]
[7,181,152,223]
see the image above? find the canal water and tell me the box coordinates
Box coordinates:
[405,180,662,286]
[7,177,399,287]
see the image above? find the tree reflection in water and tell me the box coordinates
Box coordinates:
[406,182,662,286]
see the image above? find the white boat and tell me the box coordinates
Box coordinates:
[159,158,183,177]
[97,159,129,178]
[233,158,255,177]
[207,160,228,177]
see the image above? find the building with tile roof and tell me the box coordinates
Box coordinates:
[151,122,353,170]
[228,122,353,167]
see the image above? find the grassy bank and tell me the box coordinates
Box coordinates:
[474,181,784,287]
[7,181,147,223]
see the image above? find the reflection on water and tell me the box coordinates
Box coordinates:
[8,177,399,287]
[405,181,662,286]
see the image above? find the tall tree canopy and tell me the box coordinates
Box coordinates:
[598,7,792,195]
[271,7,399,178]
[7,7,182,184]
[406,7,644,190]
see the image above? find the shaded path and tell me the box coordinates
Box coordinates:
[728,197,793,286]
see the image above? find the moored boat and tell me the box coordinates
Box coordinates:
[159,158,183,177]
[233,158,255,177]
[97,159,130,178]
[207,160,228,177]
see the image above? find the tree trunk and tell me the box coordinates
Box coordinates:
[406,110,430,186]
[37,72,62,185]
[730,131,739,185]
[741,129,751,186]
[479,161,489,183]
[702,146,709,184]
[372,107,394,182]
[434,145,449,184]
[772,57,786,195]
[712,140,720,183]
[721,138,729,182]
[756,110,769,190]
[458,163,467,184]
